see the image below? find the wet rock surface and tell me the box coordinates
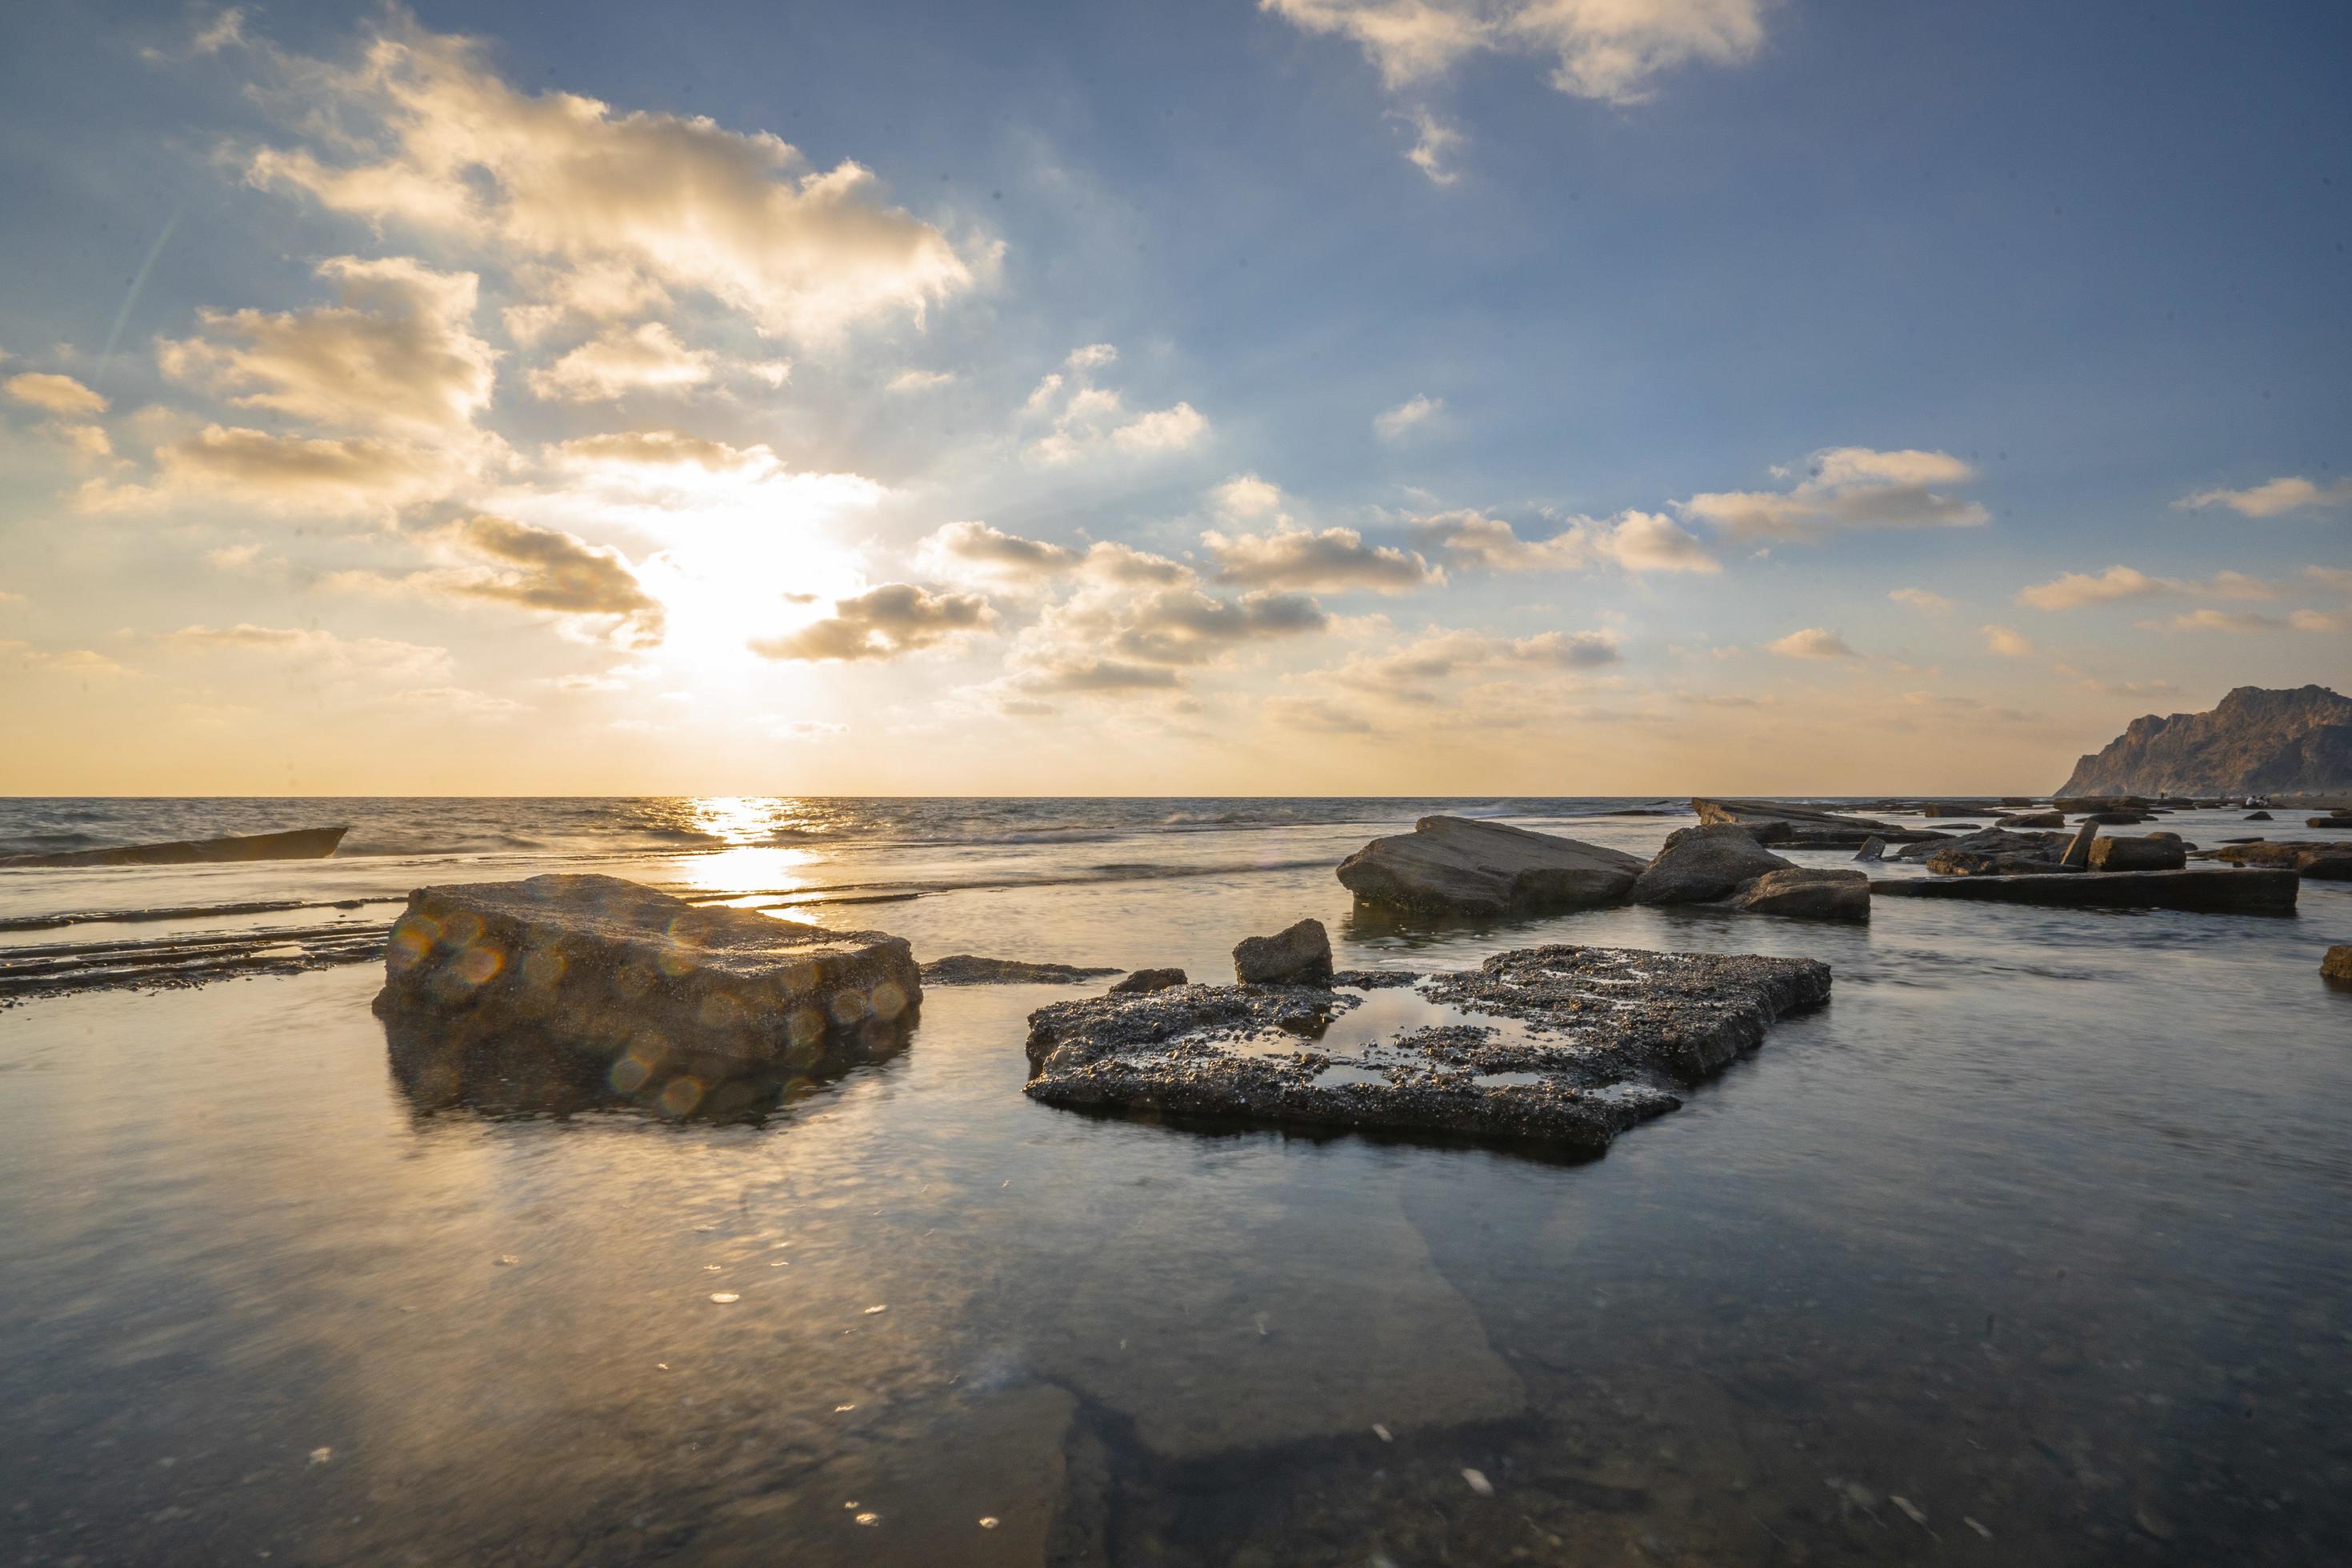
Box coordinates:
[2326,946,2352,984]
[1334,815,1643,915]
[1872,866,2298,914]
[1691,798,1943,848]
[2198,841,2352,879]
[1232,918,1334,986]
[1731,867,1870,921]
[1109,966,1189,994]
[919,954,1121,986]
[372,874,920,1064]
[2086,835,2188,872]
[1024,944,1833,1154]
[1890,826,2069,866]
[1632,824,1794,905]
[0,825,349,869]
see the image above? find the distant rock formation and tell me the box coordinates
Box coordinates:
[2057,686,2352,797]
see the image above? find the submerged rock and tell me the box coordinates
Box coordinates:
[1632,824,1793,905]
[2086,836,2188,872]
[921,954,1122,986]
[2200,842,2352,880]
[1871,867,2298,914]
[1233,918,1334,986]
[2325,946,2352,984]
[0,825,349,869]
[1334,815,1643,916]
[1110,966,1189,994]
[1731,867,1870,922]
[373,874,920,1064]
[1023,944,1833,1154]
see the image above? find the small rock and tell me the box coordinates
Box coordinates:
[1232,918,1333,986]
[1110,966,1188,994]
[2322,945,2352,984]
[1462,1467,1495,1497]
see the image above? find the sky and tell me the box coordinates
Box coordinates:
[0,0,2346,796]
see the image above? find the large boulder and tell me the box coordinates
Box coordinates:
[1633,824,1794,906]
[1334,816,1643,916]
[1233,918,1334,986]
[2087,835,2188,872]
[1731,867,1870,922]
[373,874,919,1064]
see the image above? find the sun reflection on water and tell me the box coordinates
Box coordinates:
[670,797,823,898]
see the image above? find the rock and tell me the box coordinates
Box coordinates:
[2324,946,2352,984]
[2087,836,2188,872]
[1334,816,1643,916]
[2053,796,2151,814]
[1730,867,1870,922]
[372,874,920,1064]
[1918,802,1994,818]
[2078,810,2149,826]
[1853,837,1887,862]
[1890,826,2070,866]
[2245,810,2274,821]
[2201,842,2352,880]
[1633,825,1794,906]
[0,825,350,869]
[1870,867,2298,914]
[1691,798,1942,848]
[1233,918,1334,986]
[1995,811,2066,828]
[2057,685,2352,796]
[1022,945,1833,1154]
[2062,819,2100,868]
[1110,966,1189,994]
[2309,818,2352,830]
[920,955,1122,986]
[1924,850,2078,878]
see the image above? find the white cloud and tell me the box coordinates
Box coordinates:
[2175,475,2352,518]
[5,372,108,417]
[1980,623,2033,657]
[1681,448,1987,540]
[78,424,482,518]
[245,18,975,343]
[1263,0,1771,104]
[1765,627,1857,659]
[2142,607,2337,634]
[329,515,666,646]
[750,583,994,662]
[886,368,956,394]
[526,322,714,402]
[1212,473,1286,518]
[158,256,495,435]
[1374,392,1443,442]
[163,622,452,683]
[1888,587,1953,614]
[2017,564,2278,610]
[1205,522,1442,593]
[1393,107,1463,184]
[1022,346,1210,466]
[1413,507,1718,574]
[1111,401,1209,454]
[916,520,1078,581]
[2306,565,2352,593]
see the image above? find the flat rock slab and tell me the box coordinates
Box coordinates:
[0,825,349,869]
[1871,866,2298,914]
[1336,815,1643,916]
[1023,944,1831,1154]
[920,954,1121,985]
[2201,841,2352,879]
[374,874,920,1063]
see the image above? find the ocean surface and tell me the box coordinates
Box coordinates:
[2,796,2350,1565]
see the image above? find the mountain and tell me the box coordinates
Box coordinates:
[2058,686,2352,796]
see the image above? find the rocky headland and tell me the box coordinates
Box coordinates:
[2058,685,2352,797]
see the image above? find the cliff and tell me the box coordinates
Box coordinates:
[2057,686,2352,796]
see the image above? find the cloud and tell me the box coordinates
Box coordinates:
[384,685,527,719]
[158,256,495,434]
[80,424,477,517]
[1213,473,1286,518]
[916,519,1078,580]
[246,19,974,343]
[1,641,130,680]
[2016,564,2279,610]
[526,322,714,401]
[886,368,956,393]
[1262,0,1770,104]
[2175,475,2352,518]
[1336,626,1619,693]
[1681,447,1987,540]
[750,583,994,662]
[2306,565,2352,593]
[1374,393,1443,442]
[1888,587,1953,614]
[1980,623,2033,657]
[5,372,108,416]
[164,622,453,682]
[1765,627,1856,659]
[1205,522,1441,593]
[1413,507,1718,574]
[1392,107,1463,184]
[1005,570,1332,698]
[322,516,666,646]
[2141,609,2290,634]
[1022,346,1210,466]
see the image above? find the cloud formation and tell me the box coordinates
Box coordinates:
[2015,564,2276,610]
[1374,392,1442,441]
[159,256,495,434]
[1766,626,1856,659]
[1681,448,1987,540]
[1980,624,2033,657]
[246,19,975,342]
[527,322,715,402]
[752,583,994,662]
[1888,587,1953,614]
[1262,0,1770,104]
[1022,345,1209,466]
[1205,522,1441,593]
[82,424,476,516]
[2175,475,2352,518]
[1413,508,1718,573]
[6,372,108,416]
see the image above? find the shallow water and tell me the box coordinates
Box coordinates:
[2,798,2350,1564]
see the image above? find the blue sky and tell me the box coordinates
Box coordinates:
[1,0,2346,793]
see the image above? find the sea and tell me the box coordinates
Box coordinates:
[2,796,2349,1565]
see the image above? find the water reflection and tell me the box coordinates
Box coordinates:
[383,1010,914,1123]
